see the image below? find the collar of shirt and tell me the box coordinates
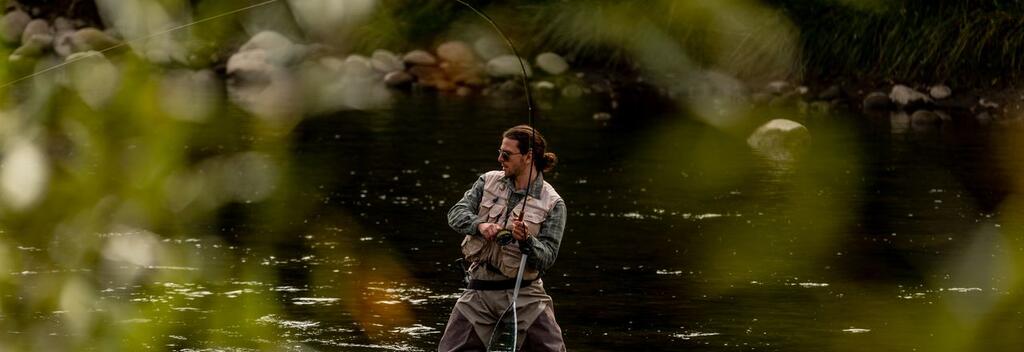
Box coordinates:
[502,172,544,198]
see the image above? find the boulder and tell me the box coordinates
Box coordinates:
[71,27,120,52]
[0,10,30,44]
[486,55,532,77]
[929,85,951,100]
[370,49,404,73]
[21,19,52,47]
[535,52,568,75]
[436,40,476,65]
[746,119,810,160]
[403,49,436,66]
[862,91,892,112]
[889,84,930,108]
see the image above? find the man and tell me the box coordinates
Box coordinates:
[439,125,567,352]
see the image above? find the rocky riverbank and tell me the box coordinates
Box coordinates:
[3,0,1023,130]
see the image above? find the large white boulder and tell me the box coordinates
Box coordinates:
[437,40,476,65]
[746,119,810,160]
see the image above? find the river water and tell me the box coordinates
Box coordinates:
[8,92,1024,351]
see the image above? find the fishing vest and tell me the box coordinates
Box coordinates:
[461,170,561,280]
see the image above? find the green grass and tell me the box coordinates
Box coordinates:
[347,0,1024,87]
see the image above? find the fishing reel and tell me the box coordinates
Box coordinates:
[496,229,516,246]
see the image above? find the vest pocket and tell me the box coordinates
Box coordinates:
[487,203,506,223]
[499,244,524,278]
[461,235,486,261]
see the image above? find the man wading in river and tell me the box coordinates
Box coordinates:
[439,125,567,351]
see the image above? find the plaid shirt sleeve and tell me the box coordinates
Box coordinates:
[521,199,566,272]
[447,175,486,236]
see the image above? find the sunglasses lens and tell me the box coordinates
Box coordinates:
[499,150,510,161]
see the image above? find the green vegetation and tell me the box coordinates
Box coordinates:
[351,0,1024,86]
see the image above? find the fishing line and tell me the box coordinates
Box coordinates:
[0,0,281,89]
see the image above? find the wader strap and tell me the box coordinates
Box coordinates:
[467,278,535,291]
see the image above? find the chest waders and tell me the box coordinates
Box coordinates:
[455,1,539,350]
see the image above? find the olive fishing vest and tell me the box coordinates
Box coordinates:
[461,170,562,280]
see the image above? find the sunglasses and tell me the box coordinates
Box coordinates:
[498,149,522,161]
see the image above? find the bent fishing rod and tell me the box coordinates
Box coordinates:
[453,1,539,351]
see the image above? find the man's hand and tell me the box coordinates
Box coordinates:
[511,220,529,241]
[477,222,502,240]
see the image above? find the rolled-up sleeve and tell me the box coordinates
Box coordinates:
[520,199,566,272]
[447,176,486,236]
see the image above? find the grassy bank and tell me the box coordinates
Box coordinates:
[357,0,1024,88]
[776,0,1024,86]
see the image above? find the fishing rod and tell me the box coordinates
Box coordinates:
[452,1,538,351]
